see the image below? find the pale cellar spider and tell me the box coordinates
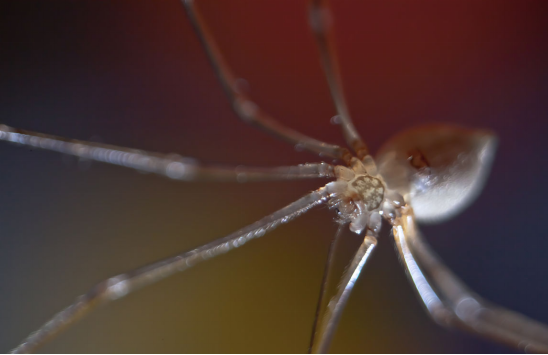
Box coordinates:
[1,0,548,353]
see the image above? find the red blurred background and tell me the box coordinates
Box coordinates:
[1,0,547,352]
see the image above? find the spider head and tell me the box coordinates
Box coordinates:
[375,124,498,224]
[326,157,392,235]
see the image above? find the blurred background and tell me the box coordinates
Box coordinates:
[1,0,548,352]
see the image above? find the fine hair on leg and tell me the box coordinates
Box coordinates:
[0,125,336,182]
[308,223,346,353]
[308,0,369,159]
[11,187,331,353]
[392,207,548,353]
[311,233,378,353]
[183,0,352,164]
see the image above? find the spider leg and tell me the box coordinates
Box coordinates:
[392,207,548,353]
[10,186,331,354]
[308,223,346,353]
[308,0,369,159]
[311,232,378,353]
[0,124,336,181]
[182,0,352,164]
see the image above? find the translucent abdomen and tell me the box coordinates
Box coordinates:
[376,124,498,223]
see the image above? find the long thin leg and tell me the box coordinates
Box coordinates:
[11,186,331,354]
[0,124,335,182]
[311,233,378,353]
[308,223,346,353]
[182,0,352,164]
[392,206,548,353]
[308,0,369,159]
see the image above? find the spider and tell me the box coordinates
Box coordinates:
[1,1,548,354]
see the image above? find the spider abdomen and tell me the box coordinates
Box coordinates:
[375,124,498,223]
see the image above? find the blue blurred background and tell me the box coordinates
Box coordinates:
[1,0,547,352]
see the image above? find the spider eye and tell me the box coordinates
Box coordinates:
[375,124,498,224]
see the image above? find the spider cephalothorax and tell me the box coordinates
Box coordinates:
[326,157,404,235]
